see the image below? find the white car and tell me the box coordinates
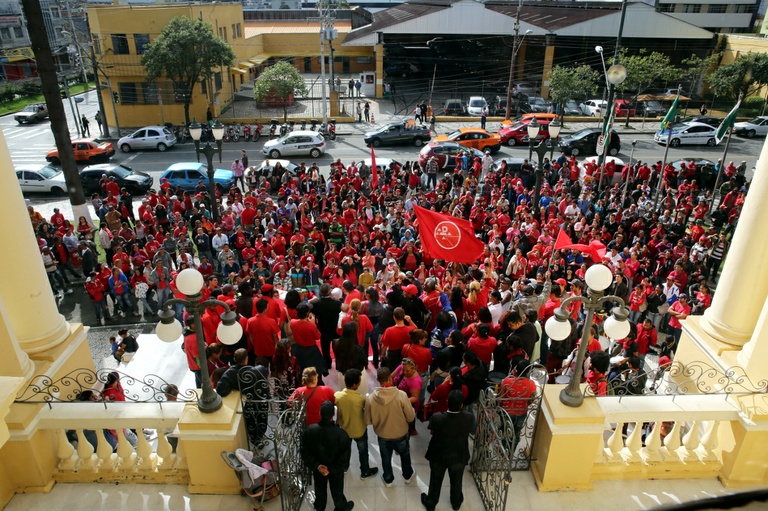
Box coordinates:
[579,99,607,117]
[363,157,402,173]
[734,116,768,138]
[118,126,177,153]
[466,96,488,116]
[15,164,67,194]
[654,122,717,147]
[262,130,325,159]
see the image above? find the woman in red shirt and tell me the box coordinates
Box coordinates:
[467,323,497,366]
[401,329,433,375]
[339,299,373,347]
[289,367,335,425]
[427,366,468,413]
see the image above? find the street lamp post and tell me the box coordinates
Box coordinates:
[621,139,637,205]
[528,118,561,214]
[189,119,225,223]
[155,268,243,413]
[544,263,631,407]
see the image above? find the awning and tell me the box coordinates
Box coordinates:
[238,61,255,69]
[249,54,270,65]
[231,67,247,75]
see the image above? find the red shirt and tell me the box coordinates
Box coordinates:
[290,319,320,348]
[401,343,433,373]
[467,336,497,366]
[290,385,336,425]
[499,376,537,415]
[381,325,415,352]
[246,314,280,357]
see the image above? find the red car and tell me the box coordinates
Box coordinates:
[498,118,550,146]
[614,99,636,117]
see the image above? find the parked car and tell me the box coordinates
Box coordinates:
[46,138,115,165]
[526,96,551,113]
[118,126,177,153]
[498,118,550,146]
[638,100,666,117]
[433,127,502,153]
[443,99,466,116]
[14,103,48,124]
[15,165,66,194]
[418,142,484,171]
[563,100,582,116]
[734,116,768,138]
[159,162,235,191]
[579,99,607,117]
[466,96,488,116]
[363,157,402,174]
[676,116,721,128]
[262,130,325,159]
[256,159,299,178]
[511,82,537,98]
[654,122,717,147]
[614,99,636,117]
[80,163,153,196]
[558,128,620,156]
[364,121,431,147]
[579,156,626,185]
[492,157,526,173]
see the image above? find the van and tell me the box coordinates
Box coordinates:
[443,99,466,116]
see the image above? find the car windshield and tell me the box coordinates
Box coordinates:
[448,130,462,139]
[573,129,593,139]
[529,98,546,105]
[749,118,763,124]
[647,101,662,107]
[469,99,486,107]
[565,101,578,107]
[38,167,59,179]
[22,105,37,112]
[111,165,133,178]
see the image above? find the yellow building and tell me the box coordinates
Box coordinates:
[87,3,255,128]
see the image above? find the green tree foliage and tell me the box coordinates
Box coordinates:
[680,52,721,97]
[141,16,235,125]
[548,65,600,120]
[708,52,768,100]
[617,50,678,126]
[253,61,309,122]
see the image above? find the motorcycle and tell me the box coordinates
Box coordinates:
[299,119,307,130]
[269,119,279,139]
[322,119,337,141]
[288,120,295,132]
[242,124,252,142]
[253,123,262,142]
[279,123,288,137]
[310,119,319,131]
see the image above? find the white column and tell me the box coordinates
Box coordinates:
[0,294,34,380]
[0,130,69,354]
[737,296,768,382]
[700,137,768,346]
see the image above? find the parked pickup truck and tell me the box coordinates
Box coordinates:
[15,103,48,124]
[364,121,431,147]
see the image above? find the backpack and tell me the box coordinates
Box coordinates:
[597,377,616,396]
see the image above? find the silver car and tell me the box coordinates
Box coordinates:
[262,130,326,159]
[118,126,177,153]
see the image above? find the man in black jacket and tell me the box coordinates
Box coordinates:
[421,390,474,511]
[301,401,354,511]
[311,284,342,370]
[216,349,270,446]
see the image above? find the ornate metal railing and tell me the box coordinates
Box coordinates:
[583,360,768,399]
[14,368,199,407]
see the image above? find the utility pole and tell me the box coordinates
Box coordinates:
[63,0,88,98]
[319,25,327,124]
[504,0,522,122]
[90,40,110,137]
[21,0,91,223]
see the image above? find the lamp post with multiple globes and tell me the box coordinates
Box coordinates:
[527,118,561,215]
[544,263,631,407]
[155,268,242,413]
[188,119,225,223]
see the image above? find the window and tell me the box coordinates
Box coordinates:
[708,4,728,13]
[0,28,9,39]
[214,72,222,91]
[13,26,23,38]
[356,56,372,64]
[200,79,207,95]
[659,3,675,13]
[236,23,241,38]
[118,82,137,104]
[231,24,236,39]
[142,82,159,104]
[735,4,756,13]
[111,34,129,55]
[50,7,60,17]
[682,4,701,13]
[134,34,150,54]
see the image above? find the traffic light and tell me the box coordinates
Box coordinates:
[112,91,119,104]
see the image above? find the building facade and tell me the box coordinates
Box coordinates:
[652,0,759,33]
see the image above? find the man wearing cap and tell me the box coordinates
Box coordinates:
[305,257,322,297]
[667,294,690,344]
[301,401,353,511]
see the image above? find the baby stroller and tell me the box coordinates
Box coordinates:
[221,449,280,510]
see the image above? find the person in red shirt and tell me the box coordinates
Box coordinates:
[381,307,417,371]
[339,299,373,347]
[183,316,203,387]
[401,329,433,376]
[290,367,336,425]
[499,359,537,440]
[635,319,658,367]
[253,284,282,324]
[467,323,497,366]
[246,298,280,362]
[85,272,108,325]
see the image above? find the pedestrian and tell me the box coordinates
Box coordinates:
[354,79,362,97]
[420,390,474,511]
[240,149,249,171]
[301,401,354,511]
[365,366,417,487]
[81,114,90,136]
[348,78,355,96]
[231,157,245,190]
[334,368,379,479]
[419,102,427,123]
[94,110,103,136]
[700,103,708,116]
[480,107,487,130]
[357,102,363,123]
[364,102,370,123]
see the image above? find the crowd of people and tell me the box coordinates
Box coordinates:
[28,131,751,509]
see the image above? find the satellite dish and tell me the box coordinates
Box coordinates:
[606,64,627,85]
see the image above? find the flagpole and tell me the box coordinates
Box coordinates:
[709,125,733,212]
[653,125,673,210]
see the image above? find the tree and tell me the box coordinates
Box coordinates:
[548,65,600,122]
[253,61,309,122]
[617,50,678,126]
[680,52,721,97]
[141,17,235,125]
[708,52,768,100]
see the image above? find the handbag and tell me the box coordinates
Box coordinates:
[417,401,435,423]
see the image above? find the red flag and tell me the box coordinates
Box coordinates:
[554,229,573,250]
[413,205,484,264]
[553,228,607,261]
[370,145,378,190]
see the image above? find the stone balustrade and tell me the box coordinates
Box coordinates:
[35,402,188,484]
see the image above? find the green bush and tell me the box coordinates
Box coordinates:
[744,96,765,109]
[0,82,19,103]
[18,78,42,98]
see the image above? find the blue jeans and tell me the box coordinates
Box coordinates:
[378,435,413,484]
[91,299,106,321]
[115,292,133,313]
[352,430,372,472]
[156,287,170,313]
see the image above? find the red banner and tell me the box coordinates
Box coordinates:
[413,205,485,264]
[554,229,607,262]
[370,145,378,190]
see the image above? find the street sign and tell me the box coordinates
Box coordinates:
[596,135,605,156]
